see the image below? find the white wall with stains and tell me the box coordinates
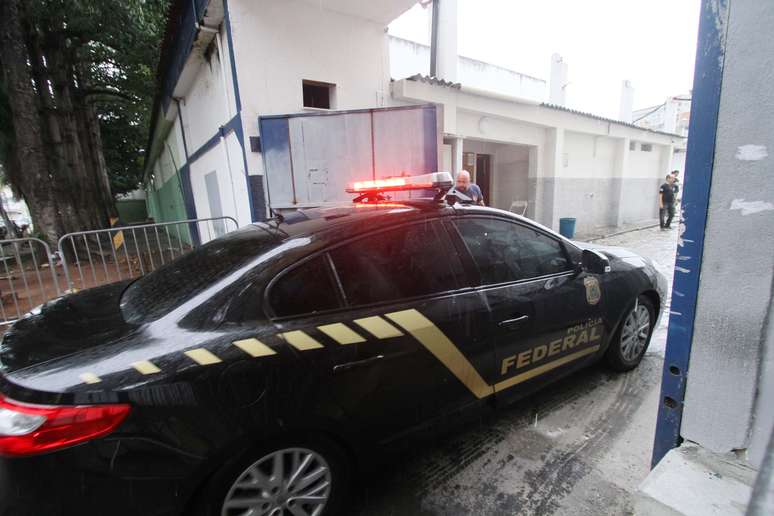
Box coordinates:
[681,0,774,469]
[229,0,398,177]
[388,35,546,102]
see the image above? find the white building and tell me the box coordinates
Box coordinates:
[633,94,691,137]
[144,0,685,238]
[0,186,32,229]
[389,35,546,102]
[633,94,691,175]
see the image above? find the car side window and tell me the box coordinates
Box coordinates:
[454,218,572,285]
[269,255,340,317]
[330,221,457,306]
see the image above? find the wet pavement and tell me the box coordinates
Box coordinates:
[346,226,679,516]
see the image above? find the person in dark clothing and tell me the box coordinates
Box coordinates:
[671,169,681,199]
[659,174,676,229]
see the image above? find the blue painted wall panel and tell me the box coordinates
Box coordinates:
[651,0,728,467]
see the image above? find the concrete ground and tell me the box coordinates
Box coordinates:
[346,225,679,516]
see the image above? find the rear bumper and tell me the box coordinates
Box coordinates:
[0,439,196,516]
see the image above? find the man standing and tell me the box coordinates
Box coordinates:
[671,169,681,201]
[659,174,676,229]
[455,170,485,205]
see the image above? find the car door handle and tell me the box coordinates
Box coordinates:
[498,315,530,329]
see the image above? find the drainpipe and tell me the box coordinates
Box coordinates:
[429,0,458,82]
[200,23,239,225]
[429,0,440,77]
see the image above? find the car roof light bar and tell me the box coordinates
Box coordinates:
[346,172,453,194]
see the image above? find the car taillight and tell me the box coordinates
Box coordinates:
[0,395,130,457]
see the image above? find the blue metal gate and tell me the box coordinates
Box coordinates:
[259,104,440,211]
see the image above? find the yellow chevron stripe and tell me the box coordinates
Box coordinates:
[353,316,404,339]
[280,330,324,351]
[79,372,101,384]
[385,309,493,400]
[317,323,366,345]
[132,360,161,375]
[184,348,222,365]
[233,338,277,357]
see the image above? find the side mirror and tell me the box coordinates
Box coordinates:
[581,249,611,274]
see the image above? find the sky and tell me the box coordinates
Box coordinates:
[388,0,701,119]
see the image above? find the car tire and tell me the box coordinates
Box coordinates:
[605,295,655,372]
[193,435,351,516]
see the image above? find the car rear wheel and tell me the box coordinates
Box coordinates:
[605,295,655,371]
[195,437,350,516]
[222,447,332,516]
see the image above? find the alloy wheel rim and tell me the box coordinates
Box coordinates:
[620,304,651,362]
[222,447,331,516]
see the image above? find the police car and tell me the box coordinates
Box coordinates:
[0,173,666,515]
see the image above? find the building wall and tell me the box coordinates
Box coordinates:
[456,111,547,149]
[229,0,395,177]
[187,132,251,231]
[620,142,664,224]
[154,116,185,187]
[633,97,691,137]
[670,148,687,176]
[179,35,235,152]
[454,112,669,232]
[116,200,148,224]
[147,172,188,228]
[681,0,774,469]
[394,78,683,232]
[389,36,546,101]
[146,113,187,226]
[552,131,618,232]
[145,13,255,228]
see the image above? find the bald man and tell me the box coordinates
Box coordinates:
[455,170,485,205]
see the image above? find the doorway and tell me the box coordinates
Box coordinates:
[475,154,492,206]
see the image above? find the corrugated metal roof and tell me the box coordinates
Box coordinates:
[540,103,684,138]
[406,74,461,89]
[403,75,684,138]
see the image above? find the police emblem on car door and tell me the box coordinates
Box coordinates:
[449,216,606,404]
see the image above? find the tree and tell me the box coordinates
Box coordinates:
[0,0,168,244]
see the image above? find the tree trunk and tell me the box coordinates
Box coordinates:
[46,42,93,230]
[1,0,119,246]
[74,91,116,222]
[0,0,62,245]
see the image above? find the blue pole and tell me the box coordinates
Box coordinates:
[651,0,728,467]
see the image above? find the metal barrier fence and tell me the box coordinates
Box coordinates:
[0,217,238,327]
[0,238,61,326]
[57,216,238,292]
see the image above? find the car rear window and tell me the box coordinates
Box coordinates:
[120,225,278,323]
[268,255,341,317]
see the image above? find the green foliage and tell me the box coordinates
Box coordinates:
[88,0,169,196]
[23,0,169,196]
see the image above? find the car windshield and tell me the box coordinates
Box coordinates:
[120,225,278,323]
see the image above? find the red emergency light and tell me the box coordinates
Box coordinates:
[345,172,453,194]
